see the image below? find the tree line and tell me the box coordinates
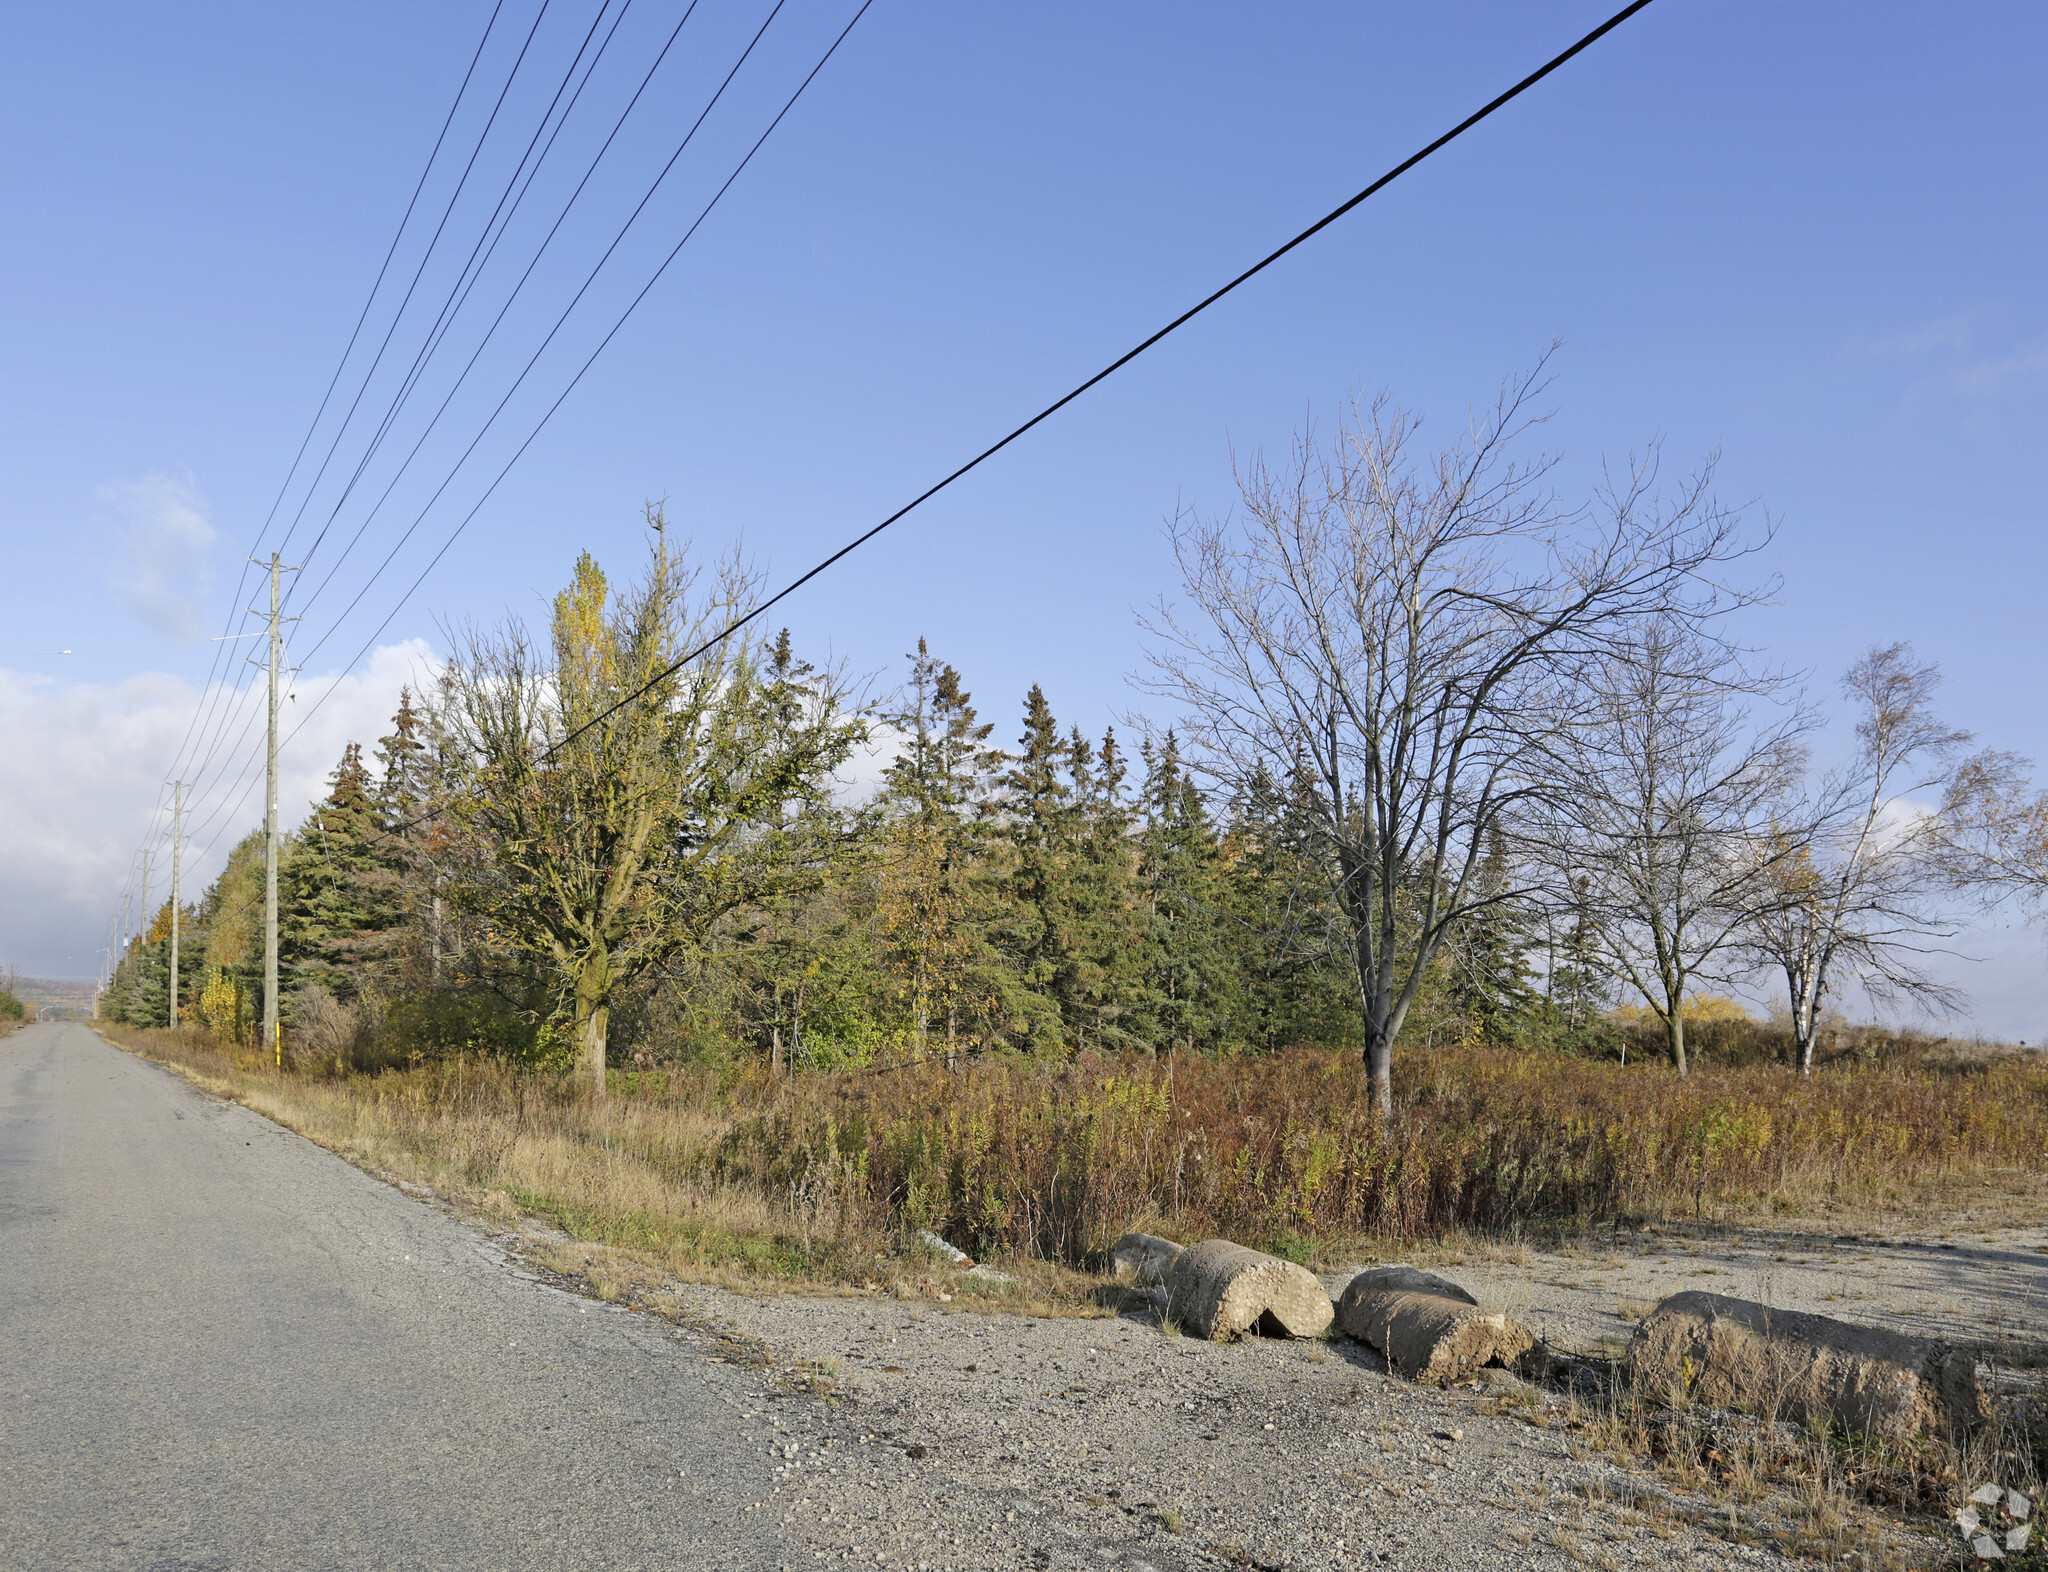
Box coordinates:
[104,366,2048,1105]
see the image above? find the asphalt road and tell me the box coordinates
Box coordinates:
[0,1022,788,1571]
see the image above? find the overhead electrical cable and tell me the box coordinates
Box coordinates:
[150,0,603,873]
[152,0,512,809]
[152,0,1659,887]
[546,0,1661,760]
[266,0,561,570]
[287,0,632,578]
[290,0,820,662]
[278,0,873,743]
[287,0,716,628]
[140,0,520,879]
[162,0,586,860]
[125,0,516,913]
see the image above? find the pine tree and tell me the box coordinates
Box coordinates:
[1132,732,1236,1053]
[875,641,1014,1059]
[1547,875,1611,1034]
[1060,725,1145,1050]
[724,629,877,1066]
[993,685,1078,1051]
[1218,763,1362,1052]
[1441,827,1543,1044]
[374,689,429,825]
[279,742,409,1001]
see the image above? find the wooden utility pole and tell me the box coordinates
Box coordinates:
[168,780,183,1027]
[249,553,299,1069]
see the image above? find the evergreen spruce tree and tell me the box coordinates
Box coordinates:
[992,685,1079,1051]
[1133,732,1236,1053]
[876,641,1017,1058]
[1547,875,1612,1035]
[279,742,409,1001]
[1061,725,1145,1050]
[1441,826,1543,1044]
[1219,763,1362,1052]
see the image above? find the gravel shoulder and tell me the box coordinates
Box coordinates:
[642,1278,1726,1572]
[507,1221,1975,1572]
[501,1210,2048,1570]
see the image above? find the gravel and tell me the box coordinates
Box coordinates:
[622,1276,1793,1571]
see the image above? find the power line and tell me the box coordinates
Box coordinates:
[286,0,716,633]
[143,0,620,882]
[137,0,1659,913]
[283,0,867,699]
[287,0,633,580]
[549,0,1662,759]
[268,0,563,567]
[131,0,518,901]
[156,0,842,849]
[154,0,513,804]
[290,0,807,666]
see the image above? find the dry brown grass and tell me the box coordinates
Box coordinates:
[102,1023,1103,1310]
[105,1025,2048,1288]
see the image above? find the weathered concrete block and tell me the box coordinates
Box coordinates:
[1627,1291,1988,1442]
[1163,1240,1334,1341]
[916,1228,971,1266]
[1108,1232,1184,1287]
[1336,1265,1535,1385]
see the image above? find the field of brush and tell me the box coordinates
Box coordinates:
[104,1025,2048,1297]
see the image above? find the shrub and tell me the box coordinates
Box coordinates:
[376,991,558,1071]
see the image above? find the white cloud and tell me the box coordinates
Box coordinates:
[94,473,218,640]
[0,640,437,980]
[1952,333,2048,397]
[1847,312,2048,403]
[832,720,905,806]
[1852,312,1978,360]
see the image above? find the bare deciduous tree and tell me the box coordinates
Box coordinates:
[1543,620,1810,1075]
[433,517,864,1097]
[1137,361,1760,1112]
[1745,644,1967,1074]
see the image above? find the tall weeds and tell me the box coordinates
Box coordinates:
[112,1027,2048,1279]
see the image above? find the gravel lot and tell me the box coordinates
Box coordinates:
[1435,1221,2048,1364]
[426,1184,2048,1572]
[481,1203,1946,1572]
[489,1208,2048,1570]
[636,1271,1841,1572]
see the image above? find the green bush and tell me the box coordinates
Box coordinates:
[0,989,25,1021]
[376,992,561,1070]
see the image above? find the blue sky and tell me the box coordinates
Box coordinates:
[3,0,2045,1026]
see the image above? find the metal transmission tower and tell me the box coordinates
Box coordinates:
[249,553,300,1068]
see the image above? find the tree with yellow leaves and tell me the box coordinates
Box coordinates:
[433,512,865,1097]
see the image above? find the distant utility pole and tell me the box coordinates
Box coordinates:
[168,779,183,1028]
[249,552,300,1069]
[138,847,152,962]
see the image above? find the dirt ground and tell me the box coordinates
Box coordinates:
[480,1207,2048,1571]
[1397,1217,2048,1368]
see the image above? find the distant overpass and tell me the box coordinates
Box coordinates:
[10,976,97,1021]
